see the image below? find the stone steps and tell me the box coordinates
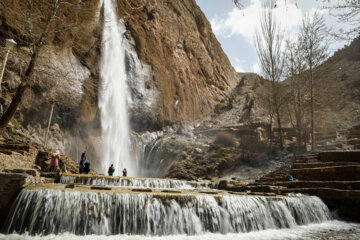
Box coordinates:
[294,154,319,163]
[293,162,360,169]
[266,181,360,190]
[242,151,360,222]
[292,165,360,181]
[318,151,360,162]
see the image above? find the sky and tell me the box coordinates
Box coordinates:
[195,0,352,74]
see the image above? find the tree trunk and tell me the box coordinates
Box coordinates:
[44,102,55,147]
[275,106,283,149]
[310,67,315,151]
[269,115,273,156]
[0,48,37,131]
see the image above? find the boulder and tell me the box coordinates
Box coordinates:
[0,172,40,228]
[218,180,228,190]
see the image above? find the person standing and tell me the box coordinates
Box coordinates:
[49,150,60,172]
[122,168,127,177]
[79,151,86,174]
[83,159,90,174]
[108,164,115,176]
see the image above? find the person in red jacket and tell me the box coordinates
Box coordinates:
[49,150,61,172]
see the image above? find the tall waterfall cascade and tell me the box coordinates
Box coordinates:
[3,188,331,236]
[99,0,134,176]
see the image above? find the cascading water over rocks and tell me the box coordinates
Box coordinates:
[59,175,215,189]
[3,188,331,236]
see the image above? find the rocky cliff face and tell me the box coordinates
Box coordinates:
[116,0,238,130]
[0,0,237,134]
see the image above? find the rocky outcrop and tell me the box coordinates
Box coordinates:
[0,171,41,227]
[117,0,238,129]
[1,0,237,133]
[0,142,38,172]
[209,73,269,126]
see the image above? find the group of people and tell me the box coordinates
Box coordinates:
[79,152,90,174]
[108,164,127,177]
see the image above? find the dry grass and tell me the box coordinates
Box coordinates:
[214,132,237,148]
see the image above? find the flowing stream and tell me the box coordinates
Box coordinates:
[98,0,135,176]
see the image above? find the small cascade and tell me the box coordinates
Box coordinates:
[59,175,214,189]
[142,136,175,177]
[3,188,331,236]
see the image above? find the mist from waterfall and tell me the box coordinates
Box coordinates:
[99,0,135,176]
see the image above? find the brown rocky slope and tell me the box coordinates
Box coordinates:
[0,0,237,132]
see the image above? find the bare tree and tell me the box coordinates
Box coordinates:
[284,37,308,150]
[0,0,96,131]
[254,0,285,151]
[300,11,329,150]
[325,0,360,40]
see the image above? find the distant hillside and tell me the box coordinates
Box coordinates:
[209,37,360,133]
[311,36,360,131]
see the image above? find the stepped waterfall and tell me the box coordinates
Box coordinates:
[2,1,360,240]
[98,0,135,176]
[3,188,330,236]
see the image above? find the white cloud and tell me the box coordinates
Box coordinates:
[252,63,261,74]
[234,64,246,72]
[210,0,303,44]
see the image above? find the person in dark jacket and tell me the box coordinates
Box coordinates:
[79,159,85,174]
[83,160,90,174]
[122,168,127,177]
[79,151,86,174]
[108,164,115,176]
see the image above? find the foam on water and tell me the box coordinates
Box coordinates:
[1,221,360,240]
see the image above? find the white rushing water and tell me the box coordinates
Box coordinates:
[99,0,135,176]
[59,176,215,190]
[3,189,331,236]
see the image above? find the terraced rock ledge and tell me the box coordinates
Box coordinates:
[228,150,360,222]
[58,173,217,189]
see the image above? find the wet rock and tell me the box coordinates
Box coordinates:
[218,180,228,190]
[91,186,112,191]
[195,148,202,153]
[131,188,152,192]
[65,183,75,189]
[4,168,40,178]
[0,172,40,228]
[161,190,181,193]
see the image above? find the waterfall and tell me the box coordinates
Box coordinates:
[99,0,135,176]
[3,189,331,236]
[59,175,215,189]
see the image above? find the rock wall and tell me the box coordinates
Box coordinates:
[0,172,40,228]
[1,0,238,133]
[115,0,238,130]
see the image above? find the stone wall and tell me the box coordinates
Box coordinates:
[0,143,38,172]
[0,172,39,228]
